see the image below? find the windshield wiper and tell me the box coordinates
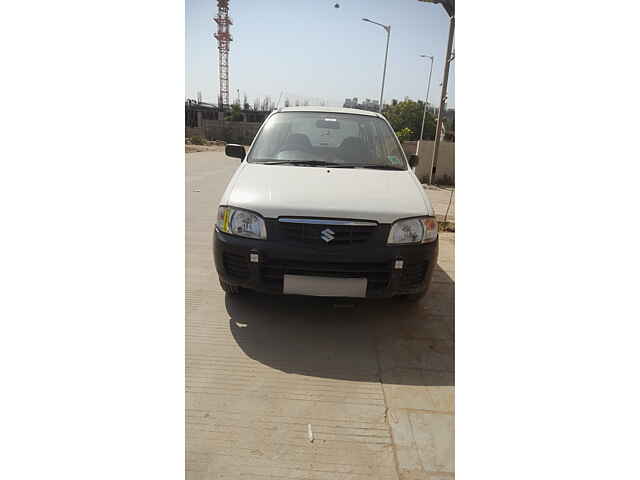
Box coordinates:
[251,160,402,169]
[252,160,298,165]
[253,160,347,167]
[338,163,405,170]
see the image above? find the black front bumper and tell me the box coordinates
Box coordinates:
[214,228,438,298]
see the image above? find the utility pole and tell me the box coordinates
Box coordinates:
[429,15,454,184]
[418,0,455,184]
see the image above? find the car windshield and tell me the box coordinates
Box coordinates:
[246,111,408,170]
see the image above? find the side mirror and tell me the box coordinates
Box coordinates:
[225,144,246,160]
[408,154,420,168]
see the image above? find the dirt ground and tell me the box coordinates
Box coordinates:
[185,144,224,153]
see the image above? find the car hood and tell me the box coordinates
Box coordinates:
[222,163,433,223]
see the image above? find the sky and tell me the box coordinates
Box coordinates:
[185,0,454,108]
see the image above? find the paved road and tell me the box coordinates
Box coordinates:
[186,151,455,479]
[423,186,455,223]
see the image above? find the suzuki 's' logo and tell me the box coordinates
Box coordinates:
[320,228,335,243]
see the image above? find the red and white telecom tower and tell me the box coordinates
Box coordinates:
[213,0,233,111]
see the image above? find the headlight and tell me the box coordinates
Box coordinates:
[216,206,267,239]
[387,217,437,244]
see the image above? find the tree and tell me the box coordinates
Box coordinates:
[225,104,243,121]
[382,99,436,141]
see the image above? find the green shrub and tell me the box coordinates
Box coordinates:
[438,221,455,232]
[396,127,413,142]
[190,135,205,145]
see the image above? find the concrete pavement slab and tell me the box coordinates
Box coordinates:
[186,152,455,479]
[388,409,454,479]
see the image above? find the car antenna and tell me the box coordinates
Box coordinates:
[275,91,283,110]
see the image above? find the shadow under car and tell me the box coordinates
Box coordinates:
[224,264,454,387]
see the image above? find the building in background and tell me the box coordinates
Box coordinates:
[342,97,380,112]
[185,99,219,128]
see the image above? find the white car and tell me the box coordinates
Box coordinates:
[214,107,438,301]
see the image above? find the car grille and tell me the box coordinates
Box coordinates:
[261,259,391,296]
[223,252,249,279]
[279,220,378,246]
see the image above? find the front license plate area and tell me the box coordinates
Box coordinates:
[283,275,367,298]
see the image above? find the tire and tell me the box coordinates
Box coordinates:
[219,279,240,294]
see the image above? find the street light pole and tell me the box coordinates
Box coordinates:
[417,54,434,156]
[362,18,391,113]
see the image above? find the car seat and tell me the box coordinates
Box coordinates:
[336,137,368,163]
[281,133,313,152]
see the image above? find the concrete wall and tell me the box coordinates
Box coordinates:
[403,140,455,185]
[186,127,205,139]
[202,120,261,144]
[185,120,262,144]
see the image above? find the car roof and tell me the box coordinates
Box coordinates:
[276,106,383,118]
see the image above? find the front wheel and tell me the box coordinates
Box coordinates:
[219,278,240,294]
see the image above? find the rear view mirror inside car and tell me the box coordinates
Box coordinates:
[315,118,340,129]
